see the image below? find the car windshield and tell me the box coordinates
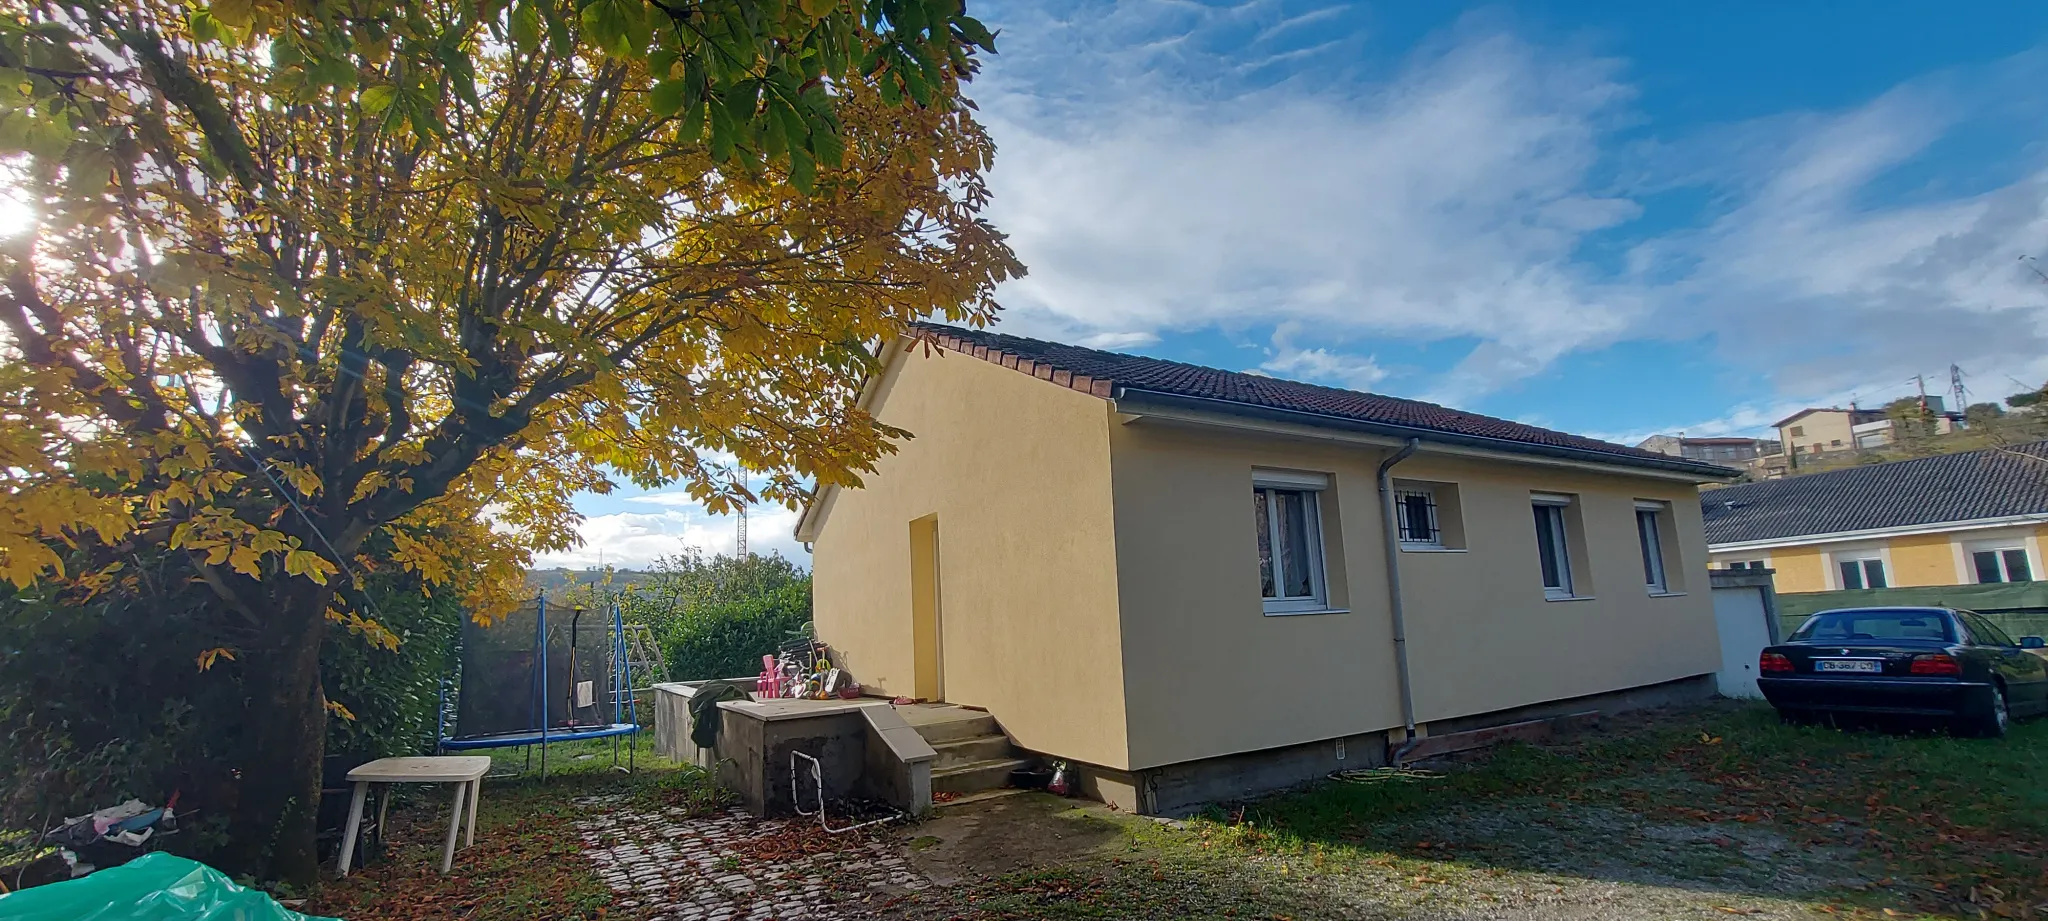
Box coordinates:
[1790,610,1955,643]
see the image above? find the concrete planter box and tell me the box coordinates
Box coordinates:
[651,682,933,817]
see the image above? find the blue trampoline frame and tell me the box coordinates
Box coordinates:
[437,595,641,776]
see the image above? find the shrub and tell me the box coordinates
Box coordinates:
[0,542,460,852]
[661,582,814,681]
[622,552,813,681]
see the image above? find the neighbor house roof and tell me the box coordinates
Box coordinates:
[914,324,1736,478]
[1771,406,1886,429]
[1701,441,2048,547]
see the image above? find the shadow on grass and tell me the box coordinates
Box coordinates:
[1186,701,2048,919]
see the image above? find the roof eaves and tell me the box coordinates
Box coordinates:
[1114,386,1741,481]
[921,328,1115,399]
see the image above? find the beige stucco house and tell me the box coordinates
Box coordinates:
[798,324,1738,813]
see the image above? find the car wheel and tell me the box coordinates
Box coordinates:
[1957,685,2009,739]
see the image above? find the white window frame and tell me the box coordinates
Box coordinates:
[1722,559,1767,571]
[1253,470,1331,615]
[1829,545,1889,591]
[1634,500,1669,594]
[1963,537,2037,584]
[1532,493,1577,601]
[1394,485,1442,549]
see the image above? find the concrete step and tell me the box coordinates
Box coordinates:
[932,757,1032,796]
[898,705,998,745]
[931,735,1016,771]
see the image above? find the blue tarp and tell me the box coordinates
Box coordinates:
[0,852,338,921]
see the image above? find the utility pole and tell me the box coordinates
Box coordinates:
[735,468,749,558]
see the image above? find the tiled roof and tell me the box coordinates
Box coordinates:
[912,323,1733,477]
[1701,441,2048,546]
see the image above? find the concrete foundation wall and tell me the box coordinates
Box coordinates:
[1071,673,1716,817]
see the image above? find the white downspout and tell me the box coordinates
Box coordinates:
[1376,438,1423,760]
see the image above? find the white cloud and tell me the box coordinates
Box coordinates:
[530,504,807,571]
[972,6,2048,425]
[978,16,1645,398]
[1259,346,1387,390]
[1640,83,2048,406]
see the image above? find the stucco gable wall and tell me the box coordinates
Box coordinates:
[809,345,1131,769]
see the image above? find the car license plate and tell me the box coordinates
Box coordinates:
[1815,659,1882,673]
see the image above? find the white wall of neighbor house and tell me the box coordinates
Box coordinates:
[1106,419,1724,772]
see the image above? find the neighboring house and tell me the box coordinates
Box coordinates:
[798,324,1738,815]
[1702,441,2048,593]
[1775,407,1891,457]
[1637,435,1782,464]
[1776,401,1960,457]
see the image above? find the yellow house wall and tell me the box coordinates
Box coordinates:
[1780,411,1856,457]
[1886,533,1958,587]
[808,347,1132,769]
[1713,526,2048,592]
[1106,421,1722,770]
[1763,546,1829,593]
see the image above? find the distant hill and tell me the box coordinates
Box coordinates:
[524,567,661,603]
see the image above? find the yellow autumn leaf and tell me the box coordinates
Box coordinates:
[197,647,237,671]
[284,548,334,584]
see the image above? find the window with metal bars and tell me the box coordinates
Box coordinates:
[1394,489,1440,547]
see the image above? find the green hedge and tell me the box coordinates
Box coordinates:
[661,583,813,681]
[614,551,814,682]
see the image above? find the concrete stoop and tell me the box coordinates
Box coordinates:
[899,704,1030,797]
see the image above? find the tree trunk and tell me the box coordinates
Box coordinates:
[224,582,332,885]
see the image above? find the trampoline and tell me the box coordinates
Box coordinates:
[437,595,641,776]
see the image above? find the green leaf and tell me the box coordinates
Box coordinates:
[622,0,653,57]
[956,16,995,51]
[649,79,688,117]
[811,123,844,168]
[581,1,629,56]
[788,146,815,195]
[360,85,397,114]
[209,0,255,30]
[187,10,222,44]
[509,2,542,53]
[680,98,708,143]
[650,47,679,79]
[707,103,734,162]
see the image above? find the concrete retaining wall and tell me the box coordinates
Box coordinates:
[650,683,932,817]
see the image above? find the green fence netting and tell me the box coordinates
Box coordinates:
[1776,583,2048,640]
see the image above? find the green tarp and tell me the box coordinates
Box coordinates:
[0,852,338,921]
[1776,583,2048,641]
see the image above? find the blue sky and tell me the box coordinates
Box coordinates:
[546,1,2048,568]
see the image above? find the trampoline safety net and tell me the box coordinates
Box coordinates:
[454,600,618,738]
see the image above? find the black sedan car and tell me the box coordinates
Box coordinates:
[1758,606,2048,737]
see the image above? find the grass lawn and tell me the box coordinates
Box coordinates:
[1139,701,2048,920]
[307,703,2048,920]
